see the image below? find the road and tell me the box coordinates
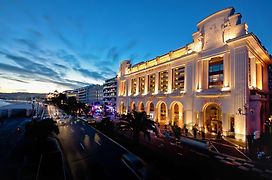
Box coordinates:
[58,120,140,179]
[47,105,271,180]
[0,117,31,179]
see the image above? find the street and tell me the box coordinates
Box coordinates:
[47,105,272,180]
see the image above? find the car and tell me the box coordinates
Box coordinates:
[87,119,96,125]
[121,153,148,179]
[116,121,132,132]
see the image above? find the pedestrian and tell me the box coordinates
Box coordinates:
[201,127,205,140]
[193,124,197,138]
[217,130,221,139]
[185,126,188,137]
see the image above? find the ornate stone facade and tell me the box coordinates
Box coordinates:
[116,8,271,141]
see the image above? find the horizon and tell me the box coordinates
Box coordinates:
[0,0,271,93]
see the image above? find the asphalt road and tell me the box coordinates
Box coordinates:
[46,105,271,180]
[57,119,139,180]
[0,117,31,179]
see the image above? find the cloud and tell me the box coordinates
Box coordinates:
[106,47,119,63]
[54,63,67,69]
[15,38,39,50]
[74,67,107,81]
[5,54,59,77]
[43,15,76,51]
[0,75,29,83]
[55,49,80,68]
[34,77,82,89]
[0,62,33,75]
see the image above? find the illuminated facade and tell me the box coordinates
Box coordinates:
[117,8,271,141]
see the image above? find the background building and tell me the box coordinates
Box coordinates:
[74,85,103,105]
[103,76,117,108]
[117,7,271,142]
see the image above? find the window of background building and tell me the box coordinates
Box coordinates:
[139,76,145,94]
[208,57,224,89]
[148,74,155,93]
[131,79,137,94]
[172,66,185,91]
[159,71,168,92]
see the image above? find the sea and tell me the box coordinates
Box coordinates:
[0,99,11,108]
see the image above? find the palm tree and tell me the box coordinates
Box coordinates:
[124,110,151,142]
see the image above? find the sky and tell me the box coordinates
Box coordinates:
[0,0,271,93]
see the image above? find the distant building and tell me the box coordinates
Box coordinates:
[63,90,78,98]
[75,85,103,105]
[103,76,117,107]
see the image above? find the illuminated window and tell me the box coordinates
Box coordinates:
[208,57,224,88]
[159,71,168,92]
[139,76,145,94]
[172,66,185,91]
[131,79,137,94]
[160,103,166,121]
[148,74,155,93]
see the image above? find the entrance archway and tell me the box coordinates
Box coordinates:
[130,101,135,111]
[138,102,144,112]
[170,101,183,127]
[204,103,222,133]
[146,102,155,120]
[120,102,125,114]
[156,101,167,123]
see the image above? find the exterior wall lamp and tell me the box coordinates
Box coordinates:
[237,103,254,115]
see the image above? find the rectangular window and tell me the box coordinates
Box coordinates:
[131,78,137,94]
[208,57,224,89]
[139,76,145,94]
[148,74,155,93]
[159,70,168,93]
[172,66,185,91]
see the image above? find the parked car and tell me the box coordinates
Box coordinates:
[116,121,132,132]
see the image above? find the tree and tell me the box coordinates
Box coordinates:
[123,111,151,142]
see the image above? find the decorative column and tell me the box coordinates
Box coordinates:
[256,63,263,90]
[126,79,130,96]
[223,53,230,88]
[155,72,159,94]
[144,74,148,94]
[233,46,249,141]
[202,60,208,89]
[136,77,140,95]
[168,68,172,93]
[250,57,256,88]
[197,60,203,90]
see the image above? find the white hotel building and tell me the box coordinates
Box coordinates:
[116,8,271,141]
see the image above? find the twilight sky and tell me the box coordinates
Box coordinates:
[0,0,271,93]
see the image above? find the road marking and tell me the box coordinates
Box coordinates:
[190,150,209,158]
[80,127,85,131]
[80,143,85,150]
[235,147,251,161]
[70,129,74,133]
[94,133,101,146]
[209,142,219,153]
[178,152,183,156]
